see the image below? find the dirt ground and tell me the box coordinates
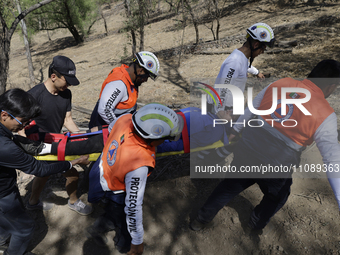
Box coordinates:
[6,0,340,254]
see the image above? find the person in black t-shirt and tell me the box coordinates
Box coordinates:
[20,56,93,215]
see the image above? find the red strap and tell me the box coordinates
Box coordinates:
[177,111,190,153]
[102,127,109,145]
[25,120,36,130]
[57,135,69,161]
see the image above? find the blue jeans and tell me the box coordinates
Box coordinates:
[0,189,35,255]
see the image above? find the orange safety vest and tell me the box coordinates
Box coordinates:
[258,78,334,147]
[101,114,156,191]
[99,64,138,110]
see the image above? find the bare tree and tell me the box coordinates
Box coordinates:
[124,0,137,54]
[164,0,181,12]
[138,0,145,51]
[0,0,56,94]
[183,0,199,45]
[205,0,228,41]
[15,0,35,87]
[123,0,151,54]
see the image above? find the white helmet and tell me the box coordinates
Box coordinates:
[135,51,160,80]
[246,23,275,47]
[132,103,184,140]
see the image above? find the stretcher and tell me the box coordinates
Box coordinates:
[34,140,225,161]
[30,110,228,161]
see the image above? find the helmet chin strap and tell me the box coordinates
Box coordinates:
[133,63,149,90]
[248,38,263,67]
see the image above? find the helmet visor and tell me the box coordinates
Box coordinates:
[147,71,158,81]
[264,38,275,48]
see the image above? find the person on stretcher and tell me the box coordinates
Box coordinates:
[18,107,232,160]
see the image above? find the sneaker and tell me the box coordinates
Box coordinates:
[189,218,214,231]
[25,200,54,211]
[68,199,93,215]
[86,226,108,247]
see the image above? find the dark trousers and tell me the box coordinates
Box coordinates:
[0,189,35,255]
[197,145,293,230]
[197,177,292,229]
[93,196,131,250]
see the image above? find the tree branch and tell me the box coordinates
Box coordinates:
[0,12,8,31]
[8,0,56,39]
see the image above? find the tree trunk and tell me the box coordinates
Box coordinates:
[68,25,84,44]
[0,0,56,94]
[177,0,186,67]
[0,37,10,95]
[131,29,137,55]
[15,0,35,88]
[210,21,216,41]
[63,0,84,44]
[124,0,136,55]
[184,0,199,44]
[216,18,220,41]
[100,7,108,35]
[138,0,145,51]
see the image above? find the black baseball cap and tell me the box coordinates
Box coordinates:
[50,56,80,85]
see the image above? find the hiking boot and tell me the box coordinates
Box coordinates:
[115,245,131,254]
[68,199,93,215]
[0,234,10,247]
[26,200,54,211]
[189,218,213,231]
[113,233,131,253]
[86,226,108,247]
[244,221,265,241]
[113,234,131,254]
[0,238,9,253]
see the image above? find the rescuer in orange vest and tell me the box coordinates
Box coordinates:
[89,51,160,128]
[86,103,184,254]
[190,59,340,234]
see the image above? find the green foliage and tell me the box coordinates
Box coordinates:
[1,1,18,30]
[23,0,99,43]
